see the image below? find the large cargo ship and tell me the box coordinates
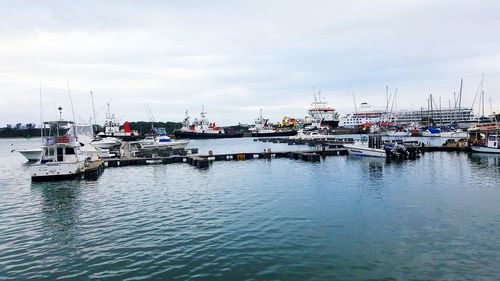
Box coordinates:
[249,109,297,137]
[304,91,340,129]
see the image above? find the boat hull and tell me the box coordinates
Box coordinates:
[440,132,468,139]
[346,146,387,158]
[91,139,122,149]
[99,134,145,141]
[251,130,297,137]
[141,141,189,150]
[31,161,85,182]
[470,146,500,154]
[386,132,411,137]
[174,130,244,139]
[18,149,42,162]
[322,120,340,129]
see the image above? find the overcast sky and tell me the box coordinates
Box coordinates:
[1,0,499,126]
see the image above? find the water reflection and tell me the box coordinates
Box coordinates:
[367,160,384,181]
[468,153,500,168]
[32,183,82,243]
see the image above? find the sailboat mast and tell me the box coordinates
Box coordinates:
[90,91,97,134]
[458,78,463,123]
[39,82,44,140]
[353,92,358,114]
[439,96,441,126]
[490,98,493,116]
[66,80,78,140]
[481,91,484,119]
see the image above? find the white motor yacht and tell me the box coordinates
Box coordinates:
[345,136,387,158]
[140,128,189,150]
[31,120,88,181]
[289,130,329,141]
[386,130,411,137]
[440,129,468,139]
[345,142,387,158]
[91,137,122,149]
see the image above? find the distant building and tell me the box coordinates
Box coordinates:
[340,102,478,128]
[395,107,476,126]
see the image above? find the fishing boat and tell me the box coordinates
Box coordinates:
[174,109,243,139]
[31,120,88,181]
[470,134,500,154]
[250,109,297,137]
[345,136,387,158]
[345,143,387,157]
[140,128,189,149]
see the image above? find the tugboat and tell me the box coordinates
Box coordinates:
[250,109,297,137]
[97,103,142,141]
[174,108,244,139]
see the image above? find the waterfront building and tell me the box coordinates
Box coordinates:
[340,102,478,128]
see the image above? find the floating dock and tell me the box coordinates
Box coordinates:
[83,159,105,180]
[255,137,470,152]
[99,136,471,171]
[104,148,348,168]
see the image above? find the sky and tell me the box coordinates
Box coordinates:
[1,0,499,126]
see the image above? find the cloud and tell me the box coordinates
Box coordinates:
[1,0,499,126]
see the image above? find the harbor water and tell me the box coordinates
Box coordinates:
[1,137,499,280]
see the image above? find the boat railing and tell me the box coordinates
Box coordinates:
[42,135,75,146]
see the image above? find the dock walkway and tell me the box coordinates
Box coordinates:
[104,148,348,168]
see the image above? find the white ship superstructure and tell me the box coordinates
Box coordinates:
[306,91,340,129]
[340,103,477,128]
[395,107,476,126]
[339,103,391,128]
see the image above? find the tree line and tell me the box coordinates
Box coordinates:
[0,123,43,138]
[0,121,250,138]
[0,121,184,138]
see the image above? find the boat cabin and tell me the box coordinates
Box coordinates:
[487,135,499,149]
[40,141,80,163]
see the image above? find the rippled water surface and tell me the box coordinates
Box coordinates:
[1,137,499,280]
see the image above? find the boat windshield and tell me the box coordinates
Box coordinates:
[153,128,167,135]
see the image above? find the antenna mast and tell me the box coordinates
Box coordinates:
[39,82,44,140]
[352,92,358,114]
[66,80,78,140]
